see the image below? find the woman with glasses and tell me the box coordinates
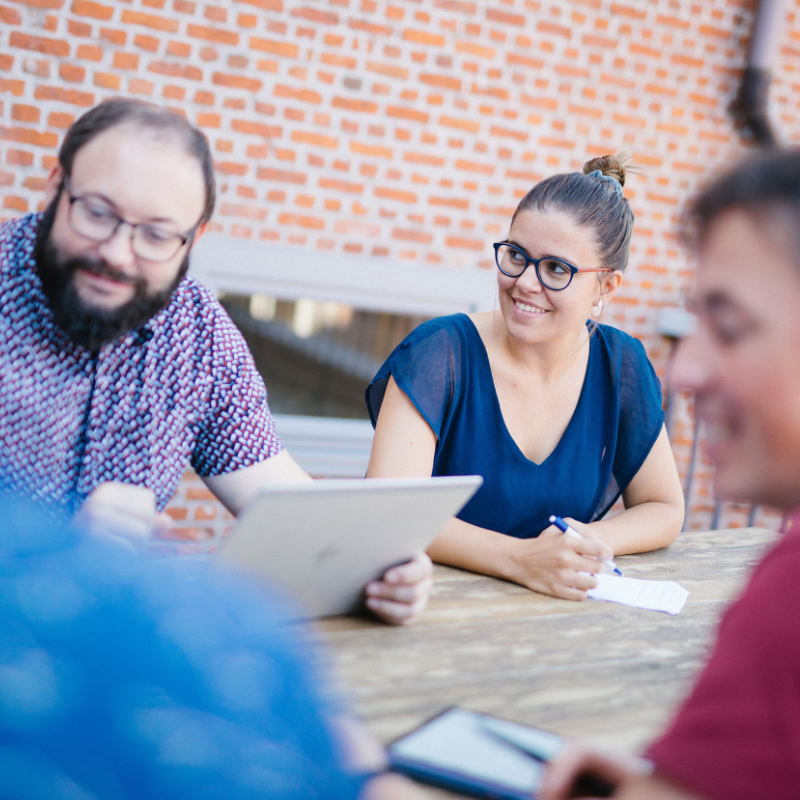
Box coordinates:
[365,156,684,600]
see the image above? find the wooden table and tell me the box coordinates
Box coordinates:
[312,527,778,795]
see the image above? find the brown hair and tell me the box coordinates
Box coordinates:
[57,97,216,226]
[511,153,635,272]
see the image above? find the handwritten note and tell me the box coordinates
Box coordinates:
[588,574,689,615]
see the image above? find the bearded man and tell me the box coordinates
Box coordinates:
[0,97,431,625]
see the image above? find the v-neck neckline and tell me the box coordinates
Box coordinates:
[461,314,595,467]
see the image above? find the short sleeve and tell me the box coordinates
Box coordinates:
[592,327,665,518]
[366,316,464,438]
[645,530,800,800]
[192,308,284,477]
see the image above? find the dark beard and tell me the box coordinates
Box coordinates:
[34,200,189,352]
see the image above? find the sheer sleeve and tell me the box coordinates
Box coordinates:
[592,326,665,519]
[366,315,466,438]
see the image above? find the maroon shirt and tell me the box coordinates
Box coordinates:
[647,513,800,799]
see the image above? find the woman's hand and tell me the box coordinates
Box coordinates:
[506,523,614,600]
[365,552,433,625]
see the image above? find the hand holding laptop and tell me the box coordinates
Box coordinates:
[365,551,434,625]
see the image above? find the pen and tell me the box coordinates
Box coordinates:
[548,514,622,576]
[479,721,616,798]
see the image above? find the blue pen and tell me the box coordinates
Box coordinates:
[548,514,622,576]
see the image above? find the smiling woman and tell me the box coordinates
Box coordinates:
[365,154,685,601]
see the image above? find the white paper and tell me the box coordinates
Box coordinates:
[588,573,689,615]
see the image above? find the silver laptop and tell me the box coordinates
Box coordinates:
[217,475,482,619]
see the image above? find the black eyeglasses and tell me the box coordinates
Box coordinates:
[62,177,197,262]
[493,242,613,291]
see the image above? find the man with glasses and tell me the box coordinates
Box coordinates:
[0,97,431,625]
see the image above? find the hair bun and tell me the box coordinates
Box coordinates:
[582,153,629,187]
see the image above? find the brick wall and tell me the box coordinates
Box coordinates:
[2,0,798,534]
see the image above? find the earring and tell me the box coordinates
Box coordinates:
[592,298,604,315]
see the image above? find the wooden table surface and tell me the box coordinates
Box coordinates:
[311,527,778,796]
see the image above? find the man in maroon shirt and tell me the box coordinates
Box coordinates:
[541,149,800,799]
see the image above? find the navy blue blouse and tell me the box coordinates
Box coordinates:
[366,313,664,538]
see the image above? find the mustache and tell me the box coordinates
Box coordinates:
[67,256,142,288]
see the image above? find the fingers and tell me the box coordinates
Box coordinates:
[364,553,433,625]
[381,552,433,584]
[540,742,650,800]
[364,592,429,625]
[74,481,159,552]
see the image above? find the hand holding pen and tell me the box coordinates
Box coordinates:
[549,515,622,576]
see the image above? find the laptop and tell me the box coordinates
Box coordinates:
[217,475,482,619]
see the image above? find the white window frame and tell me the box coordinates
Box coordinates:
[192,234,497,476]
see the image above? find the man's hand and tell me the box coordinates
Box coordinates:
[73,481,170,552]
[364,552,433,625]
[540,742,653,799]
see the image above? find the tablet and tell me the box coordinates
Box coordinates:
[388,706,563,800]
[216,475,482,619]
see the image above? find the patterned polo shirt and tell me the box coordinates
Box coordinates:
[0,213,283,514]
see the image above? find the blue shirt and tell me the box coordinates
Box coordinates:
[0,214,283,514]
[0,495,363,798]
[366,313,664,537]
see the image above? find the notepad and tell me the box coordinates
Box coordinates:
[588,574,689,615]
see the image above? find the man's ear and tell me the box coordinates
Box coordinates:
[44,165,64,205]
[193,222,208,244]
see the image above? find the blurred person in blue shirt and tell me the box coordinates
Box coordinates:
[0,495,420,799]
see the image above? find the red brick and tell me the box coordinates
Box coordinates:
[74,44,102,61]
[256,167,306,184]
[149,61,203,81]
[0,79,25,96]
[72,0,114,20]
[167,40,192,57]
[187,23,239,45]
[47,111,75,129]
[290,130,337,149]
[128,78,154,95]
[134,33,159,51]
[205,4,227,22]
[486,8,525,25]
[0,5,22,23]
[277,212,324,229]
[212,72,262,91]
[8,31,69,56]
[275,84,322,103]
[163,84,186,101]
[1,125,59,148]
[291,5,337,24]
[6,149,33,166]
[3,196,28,212]
[374,187,416,203]
[319,177,364,193]
[33,85,94,106]
[100,27,127,45]
[249,36,299,57]
[237,0,282,9]
[121,9,178,32]
[113,52,140,70]
[403,28,445,46]
[11,104,39,123]
[59,63,86,82]
[94,71,120,89]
